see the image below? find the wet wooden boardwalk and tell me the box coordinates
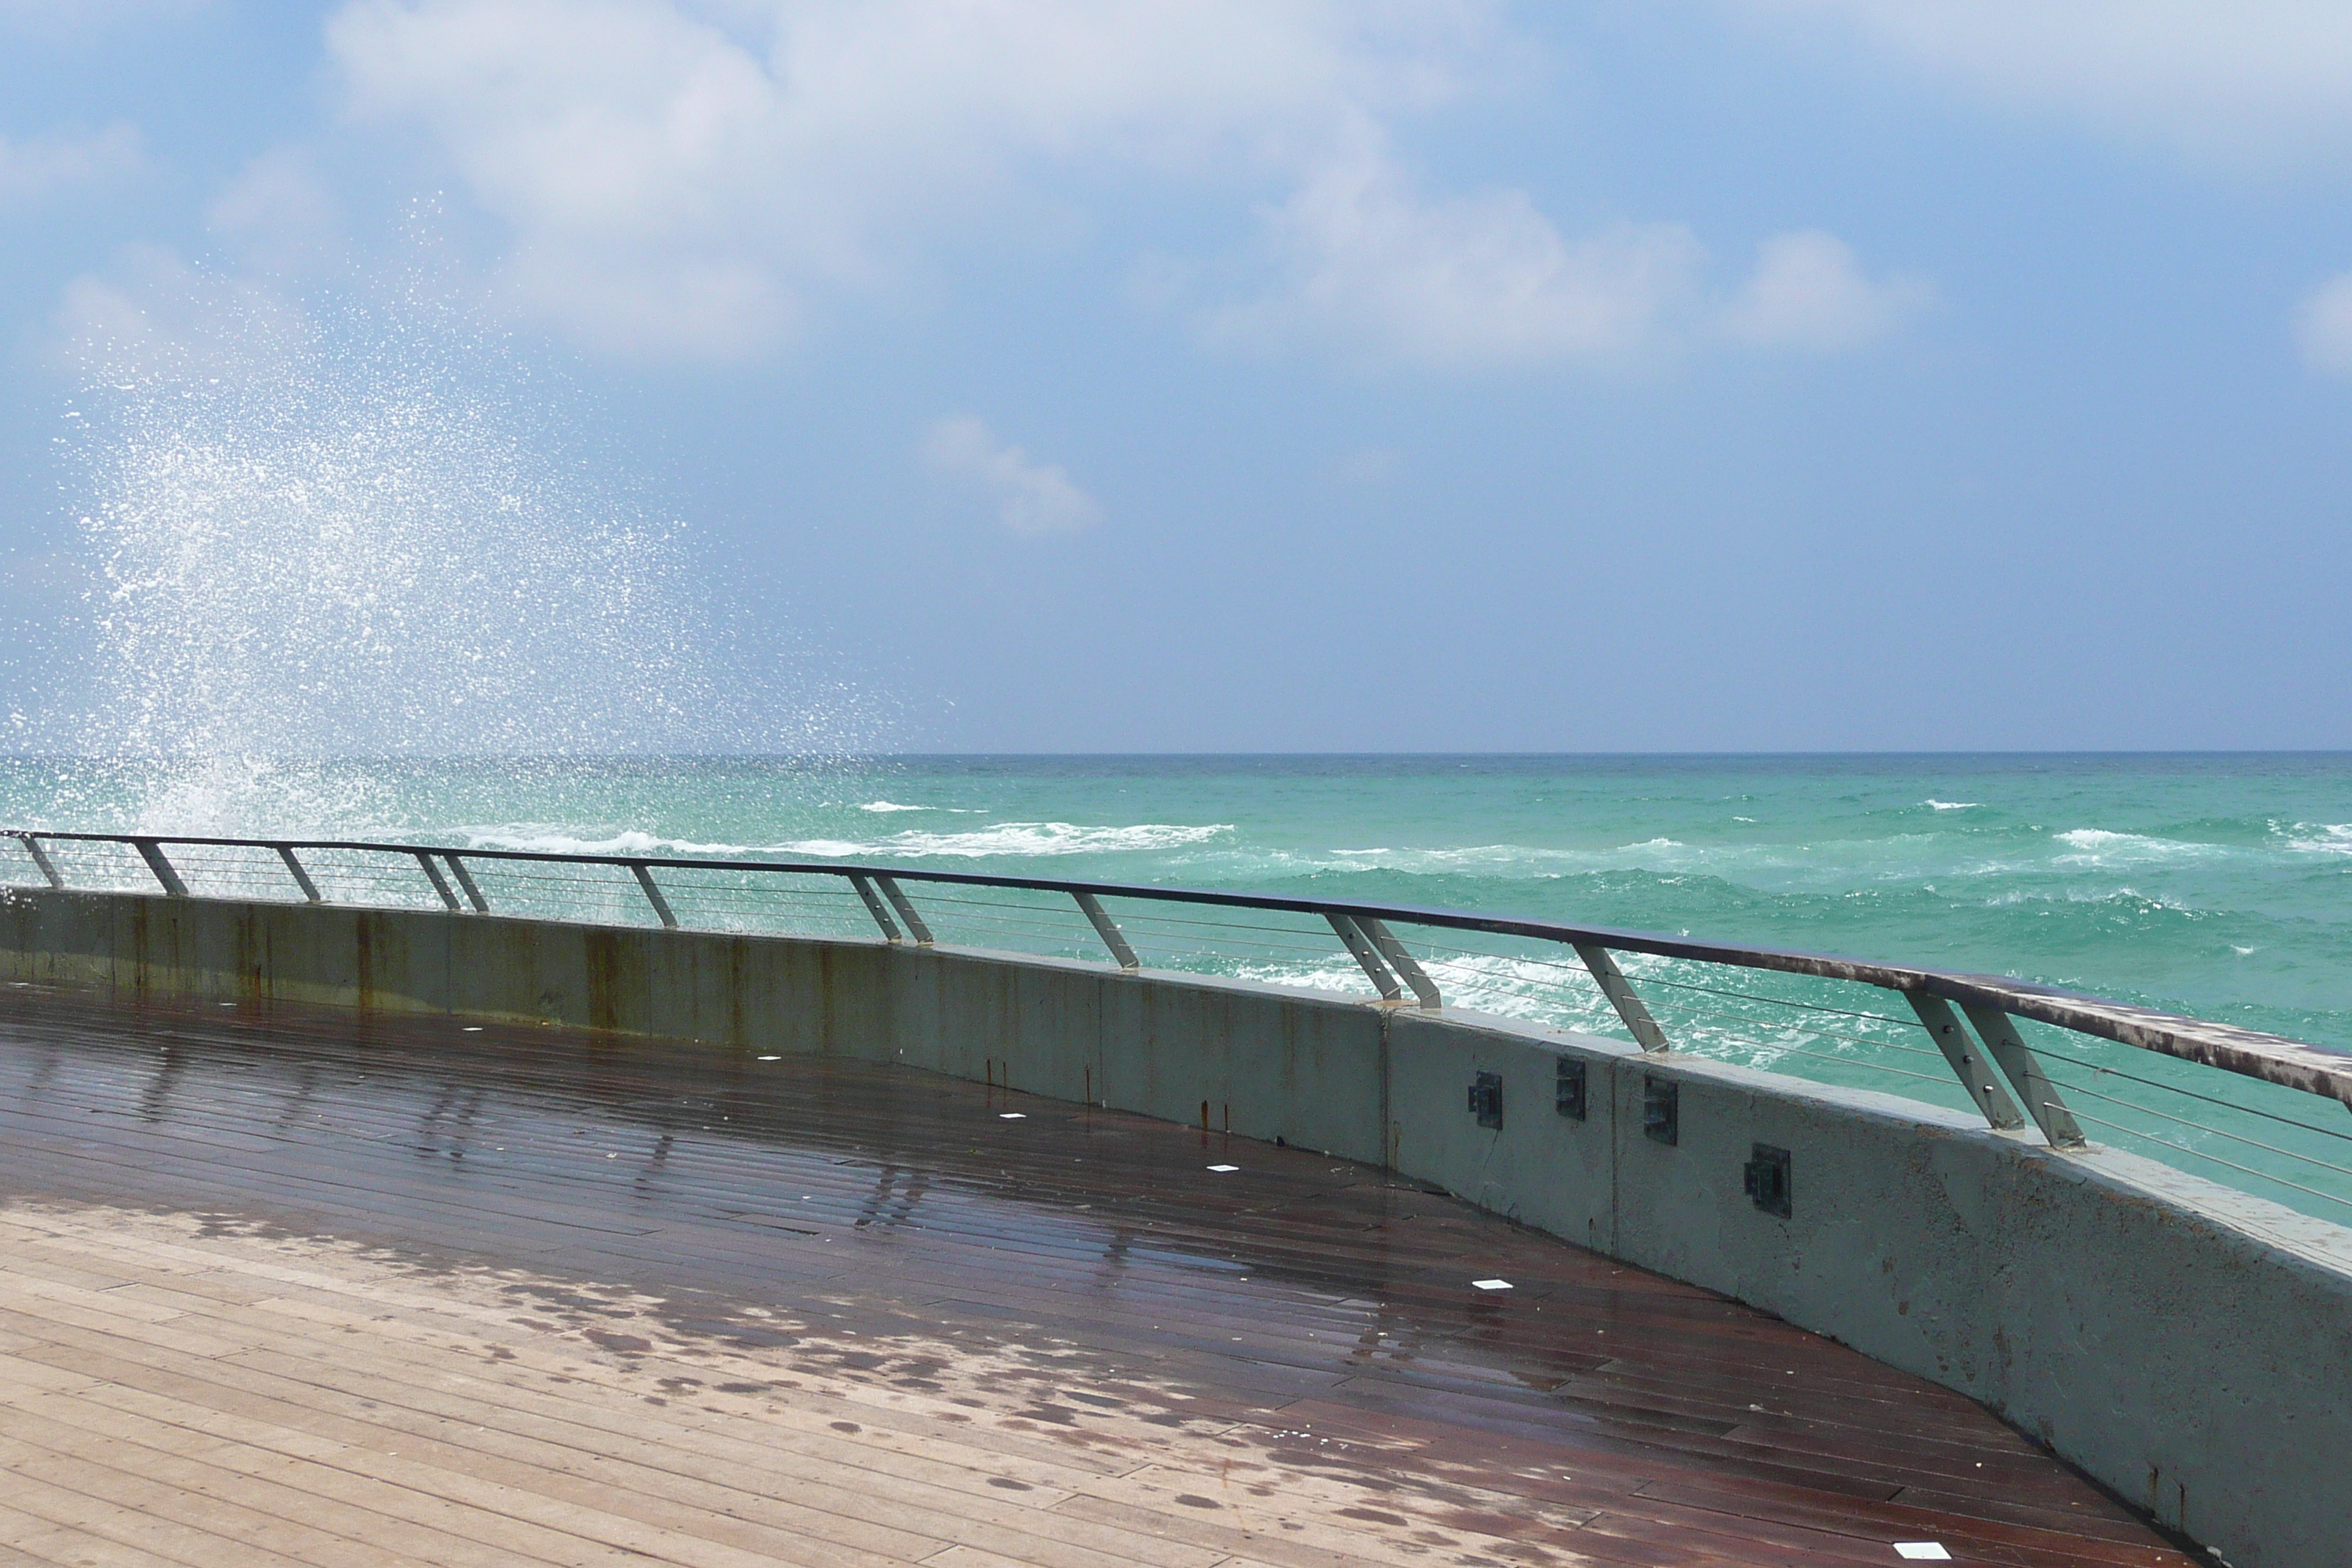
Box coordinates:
[0,987,2192,1567]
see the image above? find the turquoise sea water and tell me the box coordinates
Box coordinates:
[6,752,2351,1218]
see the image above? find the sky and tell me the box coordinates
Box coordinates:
[1,1,2350,754]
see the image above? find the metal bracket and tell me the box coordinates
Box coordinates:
[133,840,189,898]
[413,851,461,912]
[276,845,321,903]
[445,855,491,913]
[1575,943,1670,1052]
[1643,1074,1679,1145]
[1072,891,1137,970]
[1904,992,2026,1131]
[1555,1055,1587,1120]
[1325,913,1401,1001]
[1744,1143,1793,1217]
[630,863,677,929]
[15,834,63,889]
[1961,1003,2087,1147]
[1358,917,1440,1008]
[848,875,901,941]
[876,877,933,945]
[1467,1071,1504,1128]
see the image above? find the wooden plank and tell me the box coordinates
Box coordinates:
[0,990,2201,1568]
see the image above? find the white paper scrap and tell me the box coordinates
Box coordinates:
[1893,1547,1951,1561]
[1471,1278,1513,1291]
[998,1112,1026,1119]
[756,1054,780,1060]
[1207,1164,1240,1172]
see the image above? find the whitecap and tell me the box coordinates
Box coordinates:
[1925,800,1980,811]
[774,821,1232,859]
[859,801,932,813]
[772,839,868,859]
[459,826,763,857]
[2285,823,2352,856]
[2051,828,2220,865]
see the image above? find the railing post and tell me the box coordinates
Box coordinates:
[630,863,677,929]
[445,855,491,913]
[132,839,189,898]
[1961,1003,2087,1147]
[1072,891,1138,970]
[412,851,461,912]
[14,834,64,889]
[1357,916,1440,1009]
[876,876,934,945]
[1326,913,1402,1001]
[1575,943,1670,1052]
[848,875,902,941]
[276,845,322,903]
[1904,992,2026,1131]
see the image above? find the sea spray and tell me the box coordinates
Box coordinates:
[34,249,865,833]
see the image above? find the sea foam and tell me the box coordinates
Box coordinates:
[785,822,1231,858]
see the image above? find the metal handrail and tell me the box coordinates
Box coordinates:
[8,827,2351,1131]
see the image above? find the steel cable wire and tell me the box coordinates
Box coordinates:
[2035,1076,2352,1180]
[2065,1111,2352,1212]
[2014,1037,2352,1146]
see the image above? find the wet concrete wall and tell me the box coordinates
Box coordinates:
[6,887,2349,1566]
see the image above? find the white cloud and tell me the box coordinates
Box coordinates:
[923,416,1100,538]
[207,148,347,274]
[327,0,1489,360]
[1207,154,1703,369]
[1737,1,2352,162]
[324,1,1916,370]
[0,122,140,203]
[1721,229,1931,352]
[2295,273,2352,375]
[51,244,311,383]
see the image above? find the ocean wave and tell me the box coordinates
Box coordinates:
[459,826,768,857]
[1326,838,1692,874]
[2051,828,2223,865]
[1982,883,2201,913]
[1925,799,1980,811]
[457,819,1231,861]
[777,821,1233,859]
[859,800,932,813]
[2285,823,2352,856]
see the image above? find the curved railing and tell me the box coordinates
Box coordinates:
[10,827,2352,1221]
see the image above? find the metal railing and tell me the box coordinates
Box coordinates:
[10,827,2352,1225]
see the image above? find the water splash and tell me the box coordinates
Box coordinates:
[32,255,861,832]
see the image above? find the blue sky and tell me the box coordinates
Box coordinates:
[2,1,2350,753]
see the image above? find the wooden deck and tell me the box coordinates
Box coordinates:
[0,987,2194,1567]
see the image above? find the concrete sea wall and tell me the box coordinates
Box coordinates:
[6,886,2349,1566]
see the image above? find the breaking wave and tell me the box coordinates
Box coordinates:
[455,820,1233,861]
[458,826,768,858]
[794,821,1232,858]
[2285,823,2352,856]
[2051,828,2225,865]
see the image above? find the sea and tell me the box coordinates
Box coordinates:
[4,751,2349,1223]
[26,293,2349,1224]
